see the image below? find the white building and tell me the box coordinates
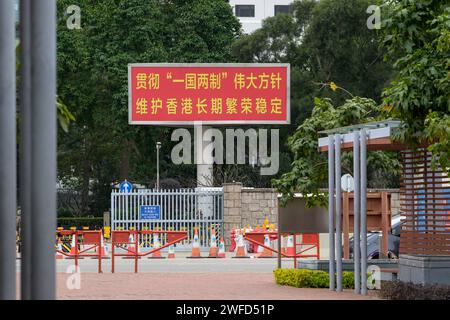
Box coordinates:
[229,0,293,34]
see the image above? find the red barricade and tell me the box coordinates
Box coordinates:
[56,230,103,273]
[244,231,320,268]
[111,230,188,273]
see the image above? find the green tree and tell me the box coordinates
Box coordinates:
[273,95,400,207]
[230,0,394,190]
[232,0,393,125]
[56,0,241,216]
[382,0,450,170]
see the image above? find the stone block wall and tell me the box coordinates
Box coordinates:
[223,183,278,248]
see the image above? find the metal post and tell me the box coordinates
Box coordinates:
[0,0,17,300]
[156,142,161,190]
[277,205,281,269]
[353,131,361,294]
[30,0,57,300]
[20,0,32,300]
[360,129,368,295]
[335,134,342,292]
[327,135,335,291]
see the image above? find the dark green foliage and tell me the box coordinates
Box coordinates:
[382,0,450,170]
[273,97,401,207]
[56,0,241,216]
[380,280,450,300]
[57,217,104,229]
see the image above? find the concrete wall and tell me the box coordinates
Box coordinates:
[223,182,401,253]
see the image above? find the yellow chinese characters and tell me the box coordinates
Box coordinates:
[135,97,284,116]
[171,72,227,90]
[135,98,148,115]
[233,72,283,90]
[135,73,160,90]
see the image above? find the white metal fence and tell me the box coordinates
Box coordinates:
[111,188,224,250]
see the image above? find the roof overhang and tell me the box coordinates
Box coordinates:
[317,120,408,152]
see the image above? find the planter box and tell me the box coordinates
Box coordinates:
[399,254,450,285]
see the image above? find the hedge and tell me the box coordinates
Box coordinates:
[274,268,355,289]
[379,280,450,300]
[57,217,103,229]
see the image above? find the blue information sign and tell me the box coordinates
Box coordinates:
[140,205,161,220]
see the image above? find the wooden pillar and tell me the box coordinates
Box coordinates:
[381,192,389,258]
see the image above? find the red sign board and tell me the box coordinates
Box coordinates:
[128,64,290,125]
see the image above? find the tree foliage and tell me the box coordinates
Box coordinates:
[56,0,240,216]
[273,96,400,207]
[232,0,393,124]
[382,0,450,169]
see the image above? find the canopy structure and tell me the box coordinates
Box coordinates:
[318,120,450,295]
[318,120,403,152]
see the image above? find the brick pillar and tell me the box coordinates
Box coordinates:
[223,182,242,249]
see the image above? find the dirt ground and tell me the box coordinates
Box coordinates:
[56,273,379,300]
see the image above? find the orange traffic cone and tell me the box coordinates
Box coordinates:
[233,233,249,258]
[123,232,139,259]
[67,233,82,259]
[280,235,286,254]
[257,234,274,258]
[148,233,165,259]
[167,244,175,259]
[286,235,295,256]
[187,228,201,258]
[217,237,226,258]
[56,238,64,260]
[208,228,218,258]
[93,233,110,259]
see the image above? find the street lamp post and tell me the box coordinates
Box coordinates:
[156,142,161,190]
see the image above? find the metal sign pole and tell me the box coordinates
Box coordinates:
[0,0,17,300]
[360,129,368,295]
[353,131,361,294]
[20,0,32,301]
[328,135,335,291]
[30,0,57,300]
[335,134,343,292]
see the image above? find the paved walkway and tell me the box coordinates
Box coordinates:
[56,273,379,300]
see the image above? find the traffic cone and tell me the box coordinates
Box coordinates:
[208,228,218,258]
[66,234,81,259]
[92,233,110,259]
[187,228,201,258]
[257,234,274,258]
[148,233,165,259]
[167,244,175,259]
[217,237,226,258]
[286,235,295,256]
[123,232,139,259]
[233,233,249,258]
[56,238,64,260]
[280,235,286,254]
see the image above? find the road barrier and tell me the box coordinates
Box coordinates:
[244,231,320,267]
[111,229,188,273]
[56,229,103,273]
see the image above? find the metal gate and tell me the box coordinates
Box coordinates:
[111,188,224,250]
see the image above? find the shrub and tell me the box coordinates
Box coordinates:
[57,217,103,229]
[274,269,355,289]
[379,281,450,300]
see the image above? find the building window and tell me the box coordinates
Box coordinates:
[235,5,255,18]
[274,5,291,15]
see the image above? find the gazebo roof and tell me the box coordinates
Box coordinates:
[318,119,408,152]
